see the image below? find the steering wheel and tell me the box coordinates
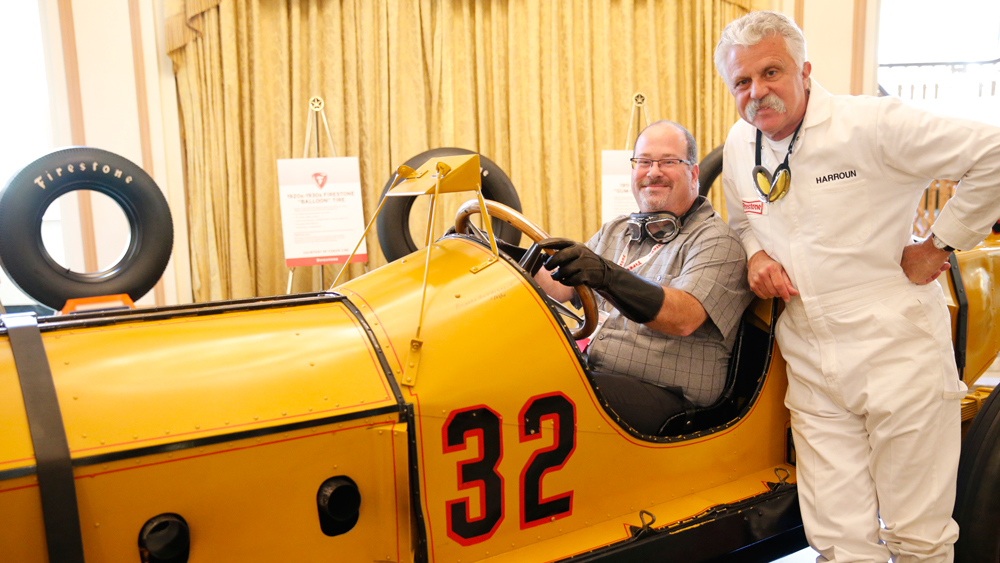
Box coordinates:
[454,199,598,340]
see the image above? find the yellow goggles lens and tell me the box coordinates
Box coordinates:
[770,168,790,201]
[754,169,773,197]
[751,165,791,203]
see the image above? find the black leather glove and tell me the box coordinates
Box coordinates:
[539,237,664,324]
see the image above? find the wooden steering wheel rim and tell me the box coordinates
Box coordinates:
[455,199,599,340]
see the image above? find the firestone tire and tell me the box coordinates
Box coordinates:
[0,147,173,310]
[954,386,1000,562]
[376,148,522,263]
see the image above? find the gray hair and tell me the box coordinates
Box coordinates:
[634,120,698,163]
[714,11,807,86]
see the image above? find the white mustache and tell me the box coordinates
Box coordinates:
[746,94,786,121]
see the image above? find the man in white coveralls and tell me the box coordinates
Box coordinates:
[715,10,1000,563]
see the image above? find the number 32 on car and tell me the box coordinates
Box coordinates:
[442,392,576,545]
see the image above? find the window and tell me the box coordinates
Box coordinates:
[878,0,1000,125]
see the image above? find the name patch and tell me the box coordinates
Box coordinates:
[742,198,766,215]
[815,170,858,184]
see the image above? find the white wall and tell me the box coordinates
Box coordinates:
[37,0,191,307]
[772,0,881,96]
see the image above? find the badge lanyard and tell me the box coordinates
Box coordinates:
[588,237,665,345]
[617,240,664,271]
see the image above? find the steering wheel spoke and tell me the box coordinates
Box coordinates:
[546,296,586,327]
[464,221,488,243]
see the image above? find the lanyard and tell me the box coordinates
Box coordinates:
[617,239,664,271]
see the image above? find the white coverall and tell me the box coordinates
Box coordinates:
[722,79,1000,562]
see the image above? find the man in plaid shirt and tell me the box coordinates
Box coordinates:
[537,121,753,435]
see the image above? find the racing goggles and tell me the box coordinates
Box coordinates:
[626,212,681,243]
[751,162,791,203]
[752,122,803,203]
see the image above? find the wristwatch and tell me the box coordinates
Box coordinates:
[931,233,955,252]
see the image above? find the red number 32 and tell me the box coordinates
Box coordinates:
[442,392,576,545]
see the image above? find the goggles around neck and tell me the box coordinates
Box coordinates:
[752,121,803,203]
[626,211,681,243]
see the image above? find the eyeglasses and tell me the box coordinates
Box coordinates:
[626,212,681,243]
[630,158,694,170]
[752,122,803,203]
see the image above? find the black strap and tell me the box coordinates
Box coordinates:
[754,121,804,168]
[4,313,86,563]
[946,254,967,379]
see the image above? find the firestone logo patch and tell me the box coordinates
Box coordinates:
[743,199,764,215]
[312,173,328,189]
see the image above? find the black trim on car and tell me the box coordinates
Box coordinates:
[404,403,430,563]
[5,292,346,334]
[341,297,406,405]
[0,404,405,482]
[947,253,968,378]
[557,482,806,563]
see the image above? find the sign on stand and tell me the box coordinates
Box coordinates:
[277,157,366,267]
[601,92,651,223]
[600,150,637,224]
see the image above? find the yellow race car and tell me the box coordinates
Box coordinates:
[1,153,998,563]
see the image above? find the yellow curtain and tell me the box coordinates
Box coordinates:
[167,0,763,301]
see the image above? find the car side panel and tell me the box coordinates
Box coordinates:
[340,238,793,563]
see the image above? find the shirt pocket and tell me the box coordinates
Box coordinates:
[808,179,872,247]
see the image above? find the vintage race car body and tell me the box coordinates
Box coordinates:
[2,190,999,561]
[1,231,798,562]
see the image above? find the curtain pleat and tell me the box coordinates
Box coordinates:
[168,0,761,301]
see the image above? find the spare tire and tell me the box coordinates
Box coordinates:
[376,148,522,262]
[954,387,1000,562]
[0,147,173,310]
[698,144,724,198]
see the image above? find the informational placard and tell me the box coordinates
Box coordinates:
[277,157,366,267]
[600,150,638,224]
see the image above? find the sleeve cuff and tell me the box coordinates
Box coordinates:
[932,205,989,251]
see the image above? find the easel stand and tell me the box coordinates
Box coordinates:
[286,96,339,294]
[623,92,651,150]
